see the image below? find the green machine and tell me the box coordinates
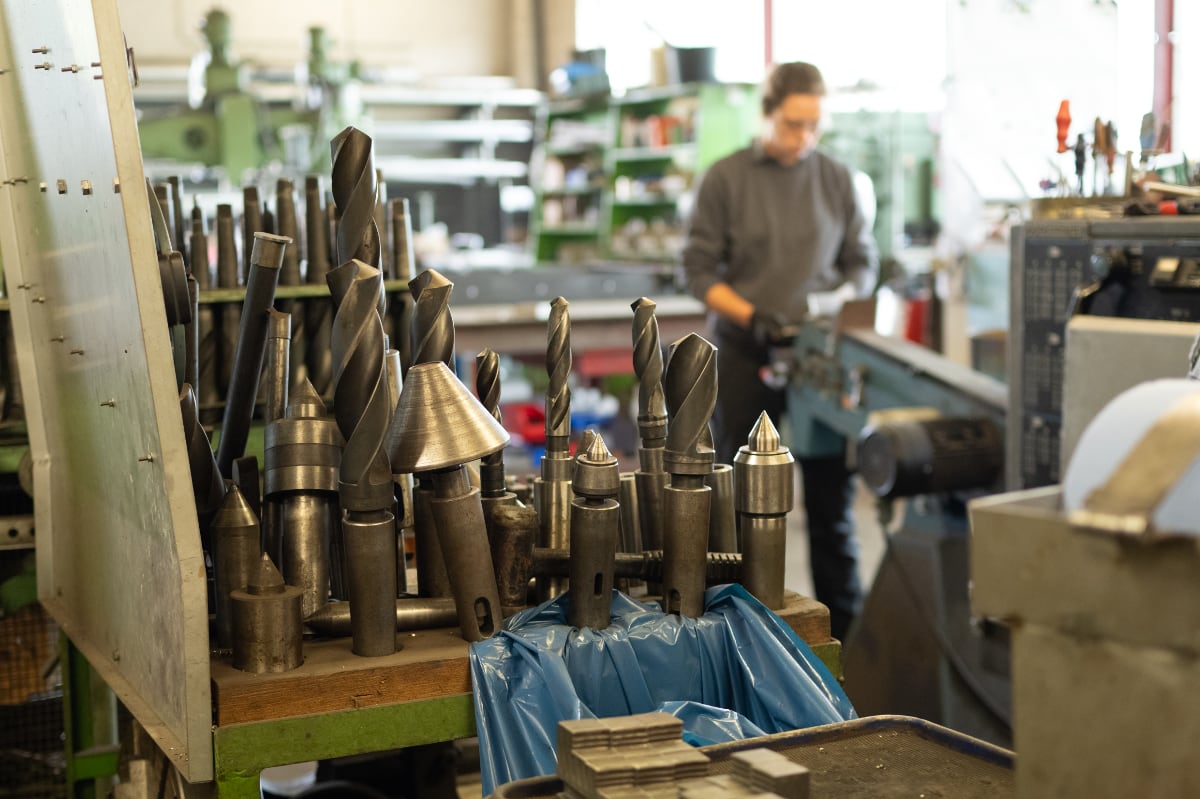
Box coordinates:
[137,9,362,180]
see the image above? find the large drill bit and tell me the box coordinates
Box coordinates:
[733,412,794,610]
[276,179,307,391]
[216,233,291,477]
[632,297,668,551]
[330,126,381,270]
[305,176,334,396]
[568,431,620,630]
[328,259,396,656]
[661,332,717,617]
[384,345,411,597]
[536,297,573,599]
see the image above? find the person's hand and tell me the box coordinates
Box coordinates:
[750,309,796,347]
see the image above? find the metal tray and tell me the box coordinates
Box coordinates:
[491,714,1015,798]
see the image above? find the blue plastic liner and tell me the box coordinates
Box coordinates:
[470,584,855,795]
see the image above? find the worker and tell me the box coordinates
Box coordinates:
[680,61,879,641]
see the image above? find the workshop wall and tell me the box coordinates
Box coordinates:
[114,0,576,87]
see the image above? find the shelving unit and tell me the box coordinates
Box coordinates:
[531,83,759,265]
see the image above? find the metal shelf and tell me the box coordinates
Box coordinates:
[609,144,695,162]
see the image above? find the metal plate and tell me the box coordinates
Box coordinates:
[0,0,210,781]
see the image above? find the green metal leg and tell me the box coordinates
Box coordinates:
[61,635,120,799]
[212,694,476,799]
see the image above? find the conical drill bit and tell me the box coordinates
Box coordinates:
[632,297,667,550]
[537,297,573,599]
[409,268,455,368]
[661,332,718,617]
[180,383,225,549]
[476,348,507,498]
[305,176,334,396]
[330,126,381,269]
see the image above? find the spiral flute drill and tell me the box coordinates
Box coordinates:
[476,348,523,606]
[661,332,718,617]
[536,297,574,599]
[331,126,381,270]
[632,297,668,551]
[329,260,397,656]
[733,411,794,610]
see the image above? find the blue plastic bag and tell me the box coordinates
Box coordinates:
[470,584,855,795]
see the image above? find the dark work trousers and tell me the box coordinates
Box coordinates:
[711,321,863,642]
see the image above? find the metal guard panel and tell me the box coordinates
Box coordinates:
[0,0,211,781]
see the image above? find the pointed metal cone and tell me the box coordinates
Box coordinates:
[577,428,597,458]
[385,361,509,473]
[747,411,782,454]
[408,266,452,301]
[285,376,328,420]
[246,552,285,595]
[573,429,619,498]
[584,429,616,465]
[212,482,259,530]
[631,296,655,313]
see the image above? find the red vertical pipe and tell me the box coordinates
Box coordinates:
[764,0,773,69]
[1153,0,1174,151]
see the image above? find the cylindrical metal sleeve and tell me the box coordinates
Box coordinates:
[568,498,619,629]
[740,515,787,610]
[486,499,536,610]
[281,493,335,620]
[213,515,260,650]
[264,309,291,424]
[216,233,290,476]
[706,463,737,553]
[618,473,642,553]
[537,475,573,599]
[231,585,303,673]
[343,511,398,656]
[662,482,711,617]
[635,469,666,550]
[305,597,459,637]
[430,484,502,642]
[263,419,343,495]
[413,482,450,597]
[734,453,795,517]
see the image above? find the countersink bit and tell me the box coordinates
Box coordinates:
[537,297,573,599]
[306,597,459,637]
[328,259,396,656]
[231,553,303,674]
[386,361,509,642]
[304,176,334,396]
[215,204,240,400]
[216,233,291,477]
[632,297,668,551]
[706,463,737,553]
[390,198,416,373]
[568,431,620,630]
[275,179,307,391]
[264,378,344,617]
[405,268,456,598]
[733,412,794,610]
[242,186,262,281]
[212,483,260,650]
[331,126,381,269]
[661,332,718,617]
[180,384,225,549]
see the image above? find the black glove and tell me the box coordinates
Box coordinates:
[750,309,795,348]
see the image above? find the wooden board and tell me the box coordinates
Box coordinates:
[212,592,834,727]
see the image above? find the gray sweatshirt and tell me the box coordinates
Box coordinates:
[681,141,879,320]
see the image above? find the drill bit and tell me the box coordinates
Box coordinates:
[216,233,291,477]
[661,332,717,617]
[475,348,508,499]
[305,176,334,396]
[180,383,225,550]
[328,259,396,656]
[409,268,455,368]
[212,483,261,651]
[632,297,668,550]
[330,126,381,269]
[476,348,521,603]
[733,411,794,610]
[568,431,620,629]
[536,297,573,599]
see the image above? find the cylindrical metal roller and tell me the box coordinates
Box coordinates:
[212,484,260,650]
[430,468,502,642]
[568,432,620,630]
[216,233,291,476]
[489,502,537,610]
[263,381,344,496]
[231,554,303,673]
[734,412,795,610]
[706,463,737,553]
[857,416,1003,500]
[635,469,666,550]
[618,473,641,553]
[305,597,460,637]
[281,493,336,620]
[343,511,398,656]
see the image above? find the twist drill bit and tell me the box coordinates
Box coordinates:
[211,483,260,651]
[632,297,668,551]
[180,383,225,549]
[568,431,620,629]
[242,187,262,282]
[231,553,303,674]
[215,204,240,400]
[476,348,521,602]
[305,176,334,396]
[330,126,381,269]
[733,412,794,610]
[661,332,717,617]
[536,297,573,599]
[216,233,291,477]
[476,349,509,500]
[405,268,456,598]
[276,179,307,391]
[328,259,396,656]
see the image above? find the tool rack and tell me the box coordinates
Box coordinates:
[0,3,839,796]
